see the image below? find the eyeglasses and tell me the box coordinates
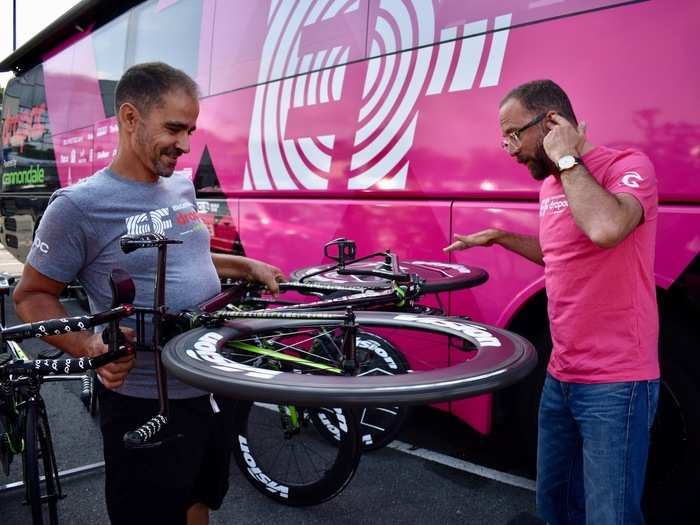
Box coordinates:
[500,112,546,151]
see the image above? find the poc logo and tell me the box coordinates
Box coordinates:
[621,172,643,188]
[32,235,50,253]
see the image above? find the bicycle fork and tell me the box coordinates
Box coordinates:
[340,308,360,375]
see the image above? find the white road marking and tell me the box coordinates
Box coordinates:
[255,402,535,490]
[389,440,536,491]
[0,462,106,492]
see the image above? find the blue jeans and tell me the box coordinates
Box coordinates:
[536,374,659,525]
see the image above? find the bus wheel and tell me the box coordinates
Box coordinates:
[643,292,700,524]
[494,292,551,475]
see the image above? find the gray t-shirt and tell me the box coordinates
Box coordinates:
[27,168,221,398]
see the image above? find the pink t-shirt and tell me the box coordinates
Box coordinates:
[539,146,659,383]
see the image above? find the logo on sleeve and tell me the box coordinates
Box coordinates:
[621,172,643,188]
[32,235,49,254]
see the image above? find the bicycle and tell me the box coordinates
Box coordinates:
[222,238,490,452]
[153,238,533,504]
[2,233,536,514]
[0,279,135,525]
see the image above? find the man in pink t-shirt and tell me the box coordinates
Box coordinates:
[445,79,659,524]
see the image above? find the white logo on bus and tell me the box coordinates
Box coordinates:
[246,1,511,191]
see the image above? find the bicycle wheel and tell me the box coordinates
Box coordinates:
[0,393,20,477]
[290,260,488,293]
[162,311,536,406]
[23,402,60,525]
[310,331,410,451]
[231,401,361,506]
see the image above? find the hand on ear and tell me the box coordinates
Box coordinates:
[543,113,587,160]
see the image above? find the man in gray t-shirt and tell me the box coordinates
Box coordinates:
[27,167,227,399]
[13,63,283,525]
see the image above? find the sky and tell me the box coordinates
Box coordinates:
[0,0,81,88]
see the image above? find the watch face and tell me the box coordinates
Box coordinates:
[558,155,576,171]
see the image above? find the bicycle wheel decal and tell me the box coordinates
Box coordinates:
[163,312,536,406]
[231,401,361,506]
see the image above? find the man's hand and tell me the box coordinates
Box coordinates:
[246,259,286,296]
[443,229,504,252]
[85,328,136,389]
[543,113,587,163]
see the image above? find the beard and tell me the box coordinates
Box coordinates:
[152,145,180,178]
[136,124,179,178]
[518,141,557,181]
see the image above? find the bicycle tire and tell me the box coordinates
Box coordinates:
[162,311,536,406]
[290,260,488,293]
[310,331,410,451]
[23,403,60,525]
[230,401,361,506]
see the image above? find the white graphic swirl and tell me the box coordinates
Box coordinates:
[245,0,512,191]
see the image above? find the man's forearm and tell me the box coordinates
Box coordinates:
[496,232,544,266]
[560,165,627,245]
[14,291,92,357]
[211,253,253,280]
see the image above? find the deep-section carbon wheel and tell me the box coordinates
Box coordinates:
[230,401,361,506]
[23,402,60,525]
[162,311,536,406]
[290,260,488,293]
[310,331,410,451]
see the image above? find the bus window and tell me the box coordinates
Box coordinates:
[125,0,203,83]
[1,66,58,193]
[93,11,130,118]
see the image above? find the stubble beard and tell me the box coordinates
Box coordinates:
[136,124,178,178]
[521,141,557,181]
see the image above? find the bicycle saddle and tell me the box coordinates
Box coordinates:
[120,233,183,254]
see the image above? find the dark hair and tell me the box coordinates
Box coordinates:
[114,62,199,116]
[500,79,577,125]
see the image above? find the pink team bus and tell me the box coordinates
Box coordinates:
[1,0,698,520]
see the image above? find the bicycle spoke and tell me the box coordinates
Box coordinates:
[224,328,345,369]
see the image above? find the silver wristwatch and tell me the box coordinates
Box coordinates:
[557,155,582,173]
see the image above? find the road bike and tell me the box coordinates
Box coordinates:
[1,233,536,516]
[156,237,535,504]
[220,237,490,452]
[0,278,134,525]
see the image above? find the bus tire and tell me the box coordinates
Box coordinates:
[643,292,700,524]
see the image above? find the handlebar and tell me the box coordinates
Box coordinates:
[0,344,133,377]
[0,305,134,342]
[300,247,411,284]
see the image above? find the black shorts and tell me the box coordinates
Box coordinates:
[97,385,235,525]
